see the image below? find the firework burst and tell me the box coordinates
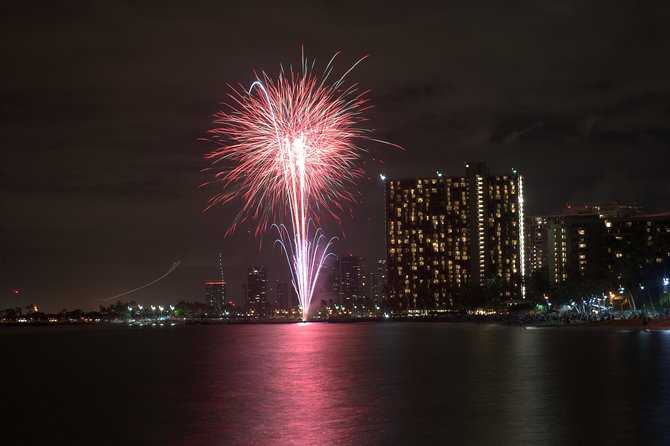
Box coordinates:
[205,53,376,320]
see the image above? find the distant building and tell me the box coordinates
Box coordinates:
[525,215,560,276]
[386,162,525,312]
[603,212,670,279]
[528,214,605,284]
[526,202,668,285]
[558,215,604,281]
[563,201,641,219]
[326,257,342,305]
[275,280,295,310]
[245,266,267,315]
[340,254,367,313]
[529,214,603,284]
[546,218,568,284]
[205,281,227,313]
[367,258,387,308]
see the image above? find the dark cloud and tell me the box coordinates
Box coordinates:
[2,0,669,311]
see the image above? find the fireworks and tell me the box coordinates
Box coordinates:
[205,53,376,320]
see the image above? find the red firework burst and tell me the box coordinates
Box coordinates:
[204,53,372,236]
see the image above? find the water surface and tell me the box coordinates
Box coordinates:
[2,323,669,445]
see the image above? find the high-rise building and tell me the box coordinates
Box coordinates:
[563,215,603,279]
[526,216,557,275]
[386,162,524,311]
[546,218,568,284]
[245,266,267,314]
[327,257,342,305]
[603,212,670,279]
[367,259,387,308]
[275,280,295,310]
[538,215,602,284]
[526,201,656,285]
[205,281,227,313]
[339,254,367,313]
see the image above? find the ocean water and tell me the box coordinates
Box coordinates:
[2,323,669,445]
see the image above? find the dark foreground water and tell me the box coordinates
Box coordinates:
[2,323,670,446]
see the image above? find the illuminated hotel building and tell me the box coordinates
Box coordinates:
[563,215,603,279]
[546,219,568,283]
[528,215,603,283]
[526,216,555,275]
[385,162,525,311]
[525,202,654,284]
[603,212,670,278]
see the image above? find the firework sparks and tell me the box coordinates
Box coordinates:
[205,53,377,320]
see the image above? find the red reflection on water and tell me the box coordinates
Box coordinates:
[245,323,367,445]
[177,324,376,446]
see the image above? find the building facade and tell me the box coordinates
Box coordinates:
[367,259,387,308]
[603,213,670,282]
[530,214,604,284]
[339,254,367,313]
[386,162,524,312]
[245,266,268,315]
[525,203,670,288]
[275,280,295,310]
[205,281,227,313]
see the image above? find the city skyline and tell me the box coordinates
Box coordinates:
[5,167,666,313]
[3,2,670,312]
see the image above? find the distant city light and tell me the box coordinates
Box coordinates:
[379,173,386,181]
[663,277,670,286]
[436,171,443,178]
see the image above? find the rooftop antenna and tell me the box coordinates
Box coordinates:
[219,252,225,282]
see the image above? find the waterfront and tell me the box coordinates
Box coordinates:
[2,323,670,445]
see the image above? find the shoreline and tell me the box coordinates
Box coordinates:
[3,317,670,331]
[555,317,670,331]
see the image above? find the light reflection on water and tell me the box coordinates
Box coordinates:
[2,323,670,446]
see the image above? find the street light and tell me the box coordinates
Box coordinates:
[660,277,670,310]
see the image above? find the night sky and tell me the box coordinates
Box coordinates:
[2,1,669,312]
